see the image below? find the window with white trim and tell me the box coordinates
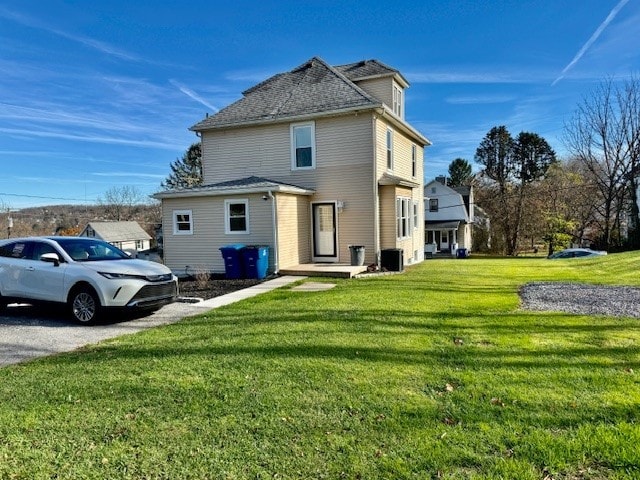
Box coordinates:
[411,144,417,178]
[291,122,315,170]
[393,85,403,118]
[429,198,439,212]
[396,197,411,239]
[173,210,193,235]
[386,128,394,170]
[413,201,419,230]
[225,199,249,234]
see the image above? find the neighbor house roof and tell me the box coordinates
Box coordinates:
[79,221,151,243]
[153,176,315,199]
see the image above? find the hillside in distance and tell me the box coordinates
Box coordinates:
[2,203,161,240]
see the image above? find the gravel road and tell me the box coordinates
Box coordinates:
[520,282,640,318]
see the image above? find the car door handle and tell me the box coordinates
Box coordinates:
[26,267,36,271]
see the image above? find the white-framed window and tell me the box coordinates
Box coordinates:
[393,85,403,117]
[429,198,439,212]
[291,122,316,170]
[411,144,417,178]
[225,199,249,234]
[173,210,193,235]
[396,197,411,239]
[386,128,394,170]
[413,201,419,230]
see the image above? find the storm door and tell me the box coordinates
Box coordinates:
[312,203,337,262]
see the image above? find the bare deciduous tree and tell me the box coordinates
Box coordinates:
[99,186,144,221]
[564,77,640,249]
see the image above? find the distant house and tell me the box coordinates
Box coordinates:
[154,56,430,275]
[424,176,474,254]
[79,221,151,253]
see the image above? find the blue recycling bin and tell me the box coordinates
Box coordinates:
[456,248,468,259]
[219,244,246,279]
[242,245,269,279]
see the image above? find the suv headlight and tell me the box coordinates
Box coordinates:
[98,272,146,280]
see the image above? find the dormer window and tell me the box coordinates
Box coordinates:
[393,85,403,118]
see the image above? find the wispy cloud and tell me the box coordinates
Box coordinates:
[169,80,218,112]
[407,70,549,84]
[0,127,180,150]
[445,94,516,105]
[91,172,166,180]
[0,6,141,61]
[552,0,631,86]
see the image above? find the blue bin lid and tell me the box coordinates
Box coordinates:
[219,244,246,251]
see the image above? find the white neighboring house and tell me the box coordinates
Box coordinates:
[424,177,474,254]
[79,221,152,254]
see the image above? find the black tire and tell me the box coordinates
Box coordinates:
[0,293,6,312]
[68,286,101,324]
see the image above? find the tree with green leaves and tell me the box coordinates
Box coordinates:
[475,126,557,255]
[447,158,473,187]
[162,142,203,190]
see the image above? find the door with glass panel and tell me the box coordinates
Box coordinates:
[312,203,337,262]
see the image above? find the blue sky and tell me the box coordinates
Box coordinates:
[1,0,639,208]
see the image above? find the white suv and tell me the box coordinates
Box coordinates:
[0,236,178,324]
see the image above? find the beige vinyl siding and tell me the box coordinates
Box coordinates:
[354,77,393,106]
[201,113,378,265]
[161,194,274,274]
[201,113,374,188]
[374,117,424,180]
[379,185,396,249]
[276,193,311,268]
[378,185,425,264]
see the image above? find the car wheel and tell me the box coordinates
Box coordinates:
[69,286,101,324]
[0,293,6,312]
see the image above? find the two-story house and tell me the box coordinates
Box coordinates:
[424,176,474,254]
[154,57,430,275]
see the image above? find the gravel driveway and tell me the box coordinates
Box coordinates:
[520,282,640,318]
[0,301,208,367]
[0,276,303,368]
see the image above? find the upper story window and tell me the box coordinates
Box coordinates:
[291,122,316,170]
[225,199,249,234]
[393,85,403,118]
[386,128,394,170]
[429,199,439,212]
[411,144,417,178]
[173,210,193,235]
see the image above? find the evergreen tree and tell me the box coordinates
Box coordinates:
[162,143,203,189]
[447,158,473,187]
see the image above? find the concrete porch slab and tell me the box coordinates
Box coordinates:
[279,264,368,278]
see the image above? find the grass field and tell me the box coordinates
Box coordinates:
[1,253,639,479]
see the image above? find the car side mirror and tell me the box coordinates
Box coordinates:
[40,253,60,267]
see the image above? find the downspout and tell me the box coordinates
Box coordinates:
[268,190,279,274]
[372,113,380,266]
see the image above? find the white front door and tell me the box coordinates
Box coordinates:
[312,203,337,262]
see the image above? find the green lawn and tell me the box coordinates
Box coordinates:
[1,253,639,479]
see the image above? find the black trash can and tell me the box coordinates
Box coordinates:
[219,244,246,279]
[349,245,365,266]
[381,248,404,272]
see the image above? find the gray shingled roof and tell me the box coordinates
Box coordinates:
[153,176,315,199]
[81,221,151,243]
[334,59,408,87]
[191,56,383,131]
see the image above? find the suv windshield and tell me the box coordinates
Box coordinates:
[54,238,130,262]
